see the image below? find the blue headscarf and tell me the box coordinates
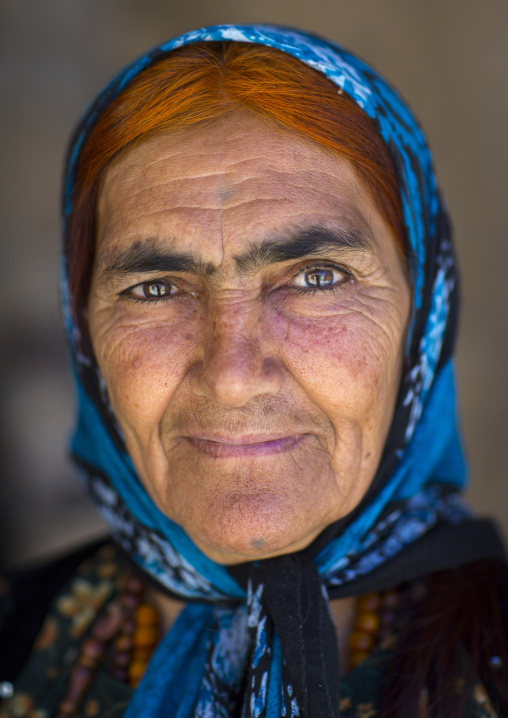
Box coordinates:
[62,24,481,718]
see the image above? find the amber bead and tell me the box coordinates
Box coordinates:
[133,625,159,648]
[135,603,159,626]
[355,611,380,634]
[128,659,147,685]
[356,594,381,612]
[349,650,370,669]
[349,630,374,652]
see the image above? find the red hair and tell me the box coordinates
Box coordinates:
[66,41,405,325]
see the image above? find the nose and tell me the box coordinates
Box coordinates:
[189,302,283,407]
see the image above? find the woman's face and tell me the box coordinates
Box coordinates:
[88,114,411,564]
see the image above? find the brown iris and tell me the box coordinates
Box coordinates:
[142,281,171,298]
[304,268,335,287]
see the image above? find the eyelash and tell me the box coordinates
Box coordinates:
[131,295,171,305]
[121,263,353,304]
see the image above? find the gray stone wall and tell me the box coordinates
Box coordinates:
[1,0,507,564]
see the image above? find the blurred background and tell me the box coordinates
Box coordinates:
[1,0,507,566]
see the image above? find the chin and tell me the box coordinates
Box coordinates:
[183,488,325,565]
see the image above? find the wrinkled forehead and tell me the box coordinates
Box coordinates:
[96,115,368,230]
[93,117,384,279]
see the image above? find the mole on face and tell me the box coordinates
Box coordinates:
[250,537,266,550]
[217,186,234,204]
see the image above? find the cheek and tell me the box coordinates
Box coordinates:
[94,320,198,426]
[276,314,396,418]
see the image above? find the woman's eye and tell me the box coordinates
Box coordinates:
[128,280,175,300]
[291,266,347,290]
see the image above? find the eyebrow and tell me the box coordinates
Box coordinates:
[233,225,373,272]
[103,243,213,277]
[101,224,373,279]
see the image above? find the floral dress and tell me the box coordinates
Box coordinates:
[0,544,498,718]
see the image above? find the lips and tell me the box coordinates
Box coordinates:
[182,433,306,458]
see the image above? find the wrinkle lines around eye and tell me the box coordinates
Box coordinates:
[92,320,179,366]
[333,302,404,353]
[348,291,409,345]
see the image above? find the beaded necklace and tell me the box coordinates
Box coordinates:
[348,590,400,670]
[56,574,400,717]
[56,575,160,717]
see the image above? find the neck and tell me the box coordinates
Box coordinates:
[329,597,357,674]
[146,586,185,633]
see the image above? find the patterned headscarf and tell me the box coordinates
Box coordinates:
[62,24,496,718]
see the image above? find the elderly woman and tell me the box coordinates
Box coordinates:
[0,24,506,718]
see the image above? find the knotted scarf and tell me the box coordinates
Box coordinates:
[62,24,504,718]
